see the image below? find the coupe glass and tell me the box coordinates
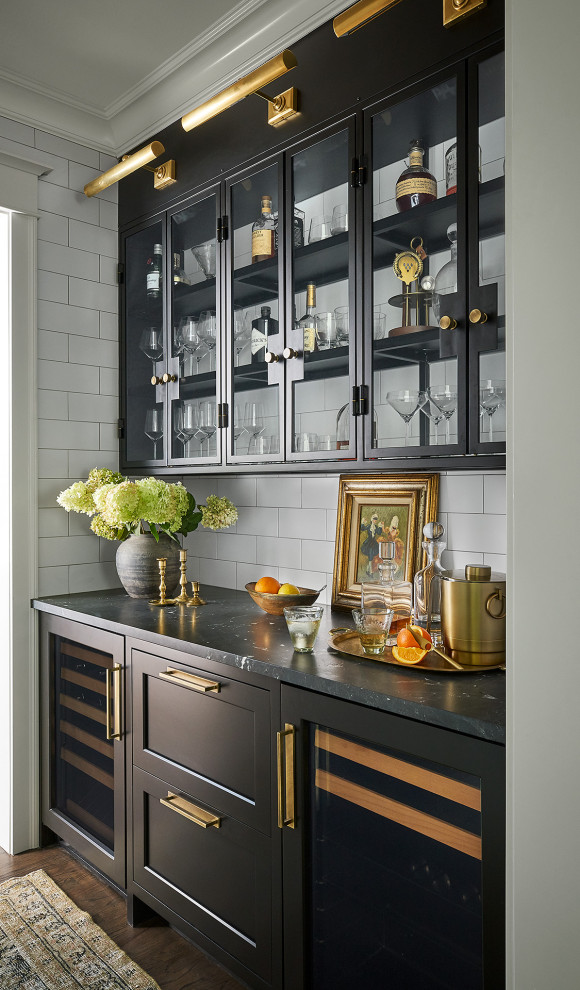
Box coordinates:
[144,407,163,459]
[386,389,423,446]
[420,391,445,444]
[139,327,163,374]
[428,385,458,445]
[480,379,506,442]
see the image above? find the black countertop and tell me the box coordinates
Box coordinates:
[33,587,505,745]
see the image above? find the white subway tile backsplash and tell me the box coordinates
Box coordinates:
[35,130,100,168]
[99,367,118,396]
[217,476,257,507]
[484,474,507,515]
[446,511,507,556]
[38,508,69,538]
[190,529,218,559]
[99,199,117,230]
[68,561,121,592]
[38,211,68,246]
[199,558,237,590]
[68,450,118,478]
[302,476,340,509]
[301,539,335,573]
[216,533,256,563]
[257,476,302,508]
[68,335,117,368]
[39,419,100,451]
[326,509,338,541]
[69,276,117,313]
[38,389,68,420]
[39,535,100,567]
[38,566,70,597]
[38,360,99,394]
[69,162,118,203]
[0,115,34,146]
[279,569,329,604]
[38,239,99,280]
[256,535,301,569]
[38,449,68,479]
[100,423,118,450]
[69,219,117,258]
[235,506,278,537]
[38,270,68,304]
[38,299,99,336]
[68,512,92,536]
[38,183,100,225]
[99,312,118,340]
[439,473,484,514]
[38,329,68,362]
[100,256,118,286]
[443,550,485,571]
[281,507,326,541]
[69,392,117,423]
[484,553,507,573]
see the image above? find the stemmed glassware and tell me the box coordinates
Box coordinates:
[480,379,506,442]
[427,385,458,445]
[179,316,206,376]
[233,307,250,367]
[144,407,163,459]
[243,401,265,443]
[197,400,217,455]
[420,391,445,444]
[139,327,163,375]
[173,402,197,456]
[386,389,424,446]
[198,311,217,371]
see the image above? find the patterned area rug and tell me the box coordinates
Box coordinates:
[0,870,160,989]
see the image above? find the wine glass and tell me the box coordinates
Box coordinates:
[480,379,506,442]
[144,407,163,459]
[198,310,217,371]
[420,391,445,444]
[428,385,458,445]
[139,327,163,374]
[233,403,248,453]
[197,400,217,455]
[243,401,265,441]
[173,402,198,456]
[233,308,250,367]
[386,389,423,446]
[179,316,206,376]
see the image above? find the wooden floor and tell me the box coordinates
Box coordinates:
[0,842,246,990]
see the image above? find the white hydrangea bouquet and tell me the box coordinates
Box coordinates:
[57,467,237,542]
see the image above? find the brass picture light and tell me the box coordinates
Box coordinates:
[333,0,403,37]
[83,141,177,198]
[181,49,299,132]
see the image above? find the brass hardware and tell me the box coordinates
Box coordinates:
[173,549,191,604]
[443,0,487,28]
[469,308,488,324]
[439,315,457,330]
[105,664,122,740]
[253,86,299,126]
[149,558,177,606]
[160,792,221,829]
[282,347,301,360]
[84,141,167,197]
[181,50,298,132]
[277,723,296,829]
[486,589,506,619]
[333,0,403,37]
[162,372,178,383]
[151,375,163,385]
[265,351,280,363]
[159,668,220,693]
[186,581,207,607]
[441,565,506,665]
[142,159,177,190]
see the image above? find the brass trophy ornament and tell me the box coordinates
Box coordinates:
[389,237,437,337]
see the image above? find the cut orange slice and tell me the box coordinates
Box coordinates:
[392,645,429,665]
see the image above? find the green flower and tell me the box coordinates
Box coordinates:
[200,495,238,531]
[57,481,95,516]
[99,480,141,526]
[90,513,126,541]
[135,478,189,530]
[86,467,124,494]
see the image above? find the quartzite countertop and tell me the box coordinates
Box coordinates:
[33,586,505,745]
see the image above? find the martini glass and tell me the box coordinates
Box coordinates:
[420,391,445,444]
[386,389,423,446]
[480,379,506,442]
[144,407,163,459]
[428,385,458,445]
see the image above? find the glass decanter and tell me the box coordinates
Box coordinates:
[413,521,447,645]
[361,540,412,645]
[433,223,457,324]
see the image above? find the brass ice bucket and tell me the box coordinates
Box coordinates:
[441,565,506,665]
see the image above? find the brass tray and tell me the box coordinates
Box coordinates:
[328,629,505,674]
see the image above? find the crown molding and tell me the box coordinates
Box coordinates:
[0,0,351,154]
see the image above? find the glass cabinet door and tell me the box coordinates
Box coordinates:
[226,161,283,462]
[123,219,166,465]
[169,189,221,464]
[286,125,356,461]
[471,49,506,450]
[367,74,466,456]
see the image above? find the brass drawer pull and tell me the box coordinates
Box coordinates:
[160,792,221,829]
[277,723,296,829]
[105,664,123,740]
[158,668,221,693]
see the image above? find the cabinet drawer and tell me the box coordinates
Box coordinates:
[133,766,273,985]
[132,648,271,833]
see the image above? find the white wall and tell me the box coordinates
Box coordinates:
[506,1,580,987]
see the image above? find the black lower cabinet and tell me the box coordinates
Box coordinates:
[279,686,505,990]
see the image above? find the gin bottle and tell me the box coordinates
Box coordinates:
[361,540,412,645]
[413,521,447,644]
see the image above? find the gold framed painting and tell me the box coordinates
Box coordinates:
[332,473,439,609]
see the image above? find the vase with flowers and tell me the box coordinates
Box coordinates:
[57,468,238,598]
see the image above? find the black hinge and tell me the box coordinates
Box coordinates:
[222,215,229,241]
[351,385,369,416]
[218,403,229,429]
[350,157,359,188]
[117,263,124,284]
[217,217,222,242]
[117,418,125,439]
[350,156,367,188]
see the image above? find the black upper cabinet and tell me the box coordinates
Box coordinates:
[119,2,504,474]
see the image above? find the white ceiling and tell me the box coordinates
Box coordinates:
[0,0,350,154]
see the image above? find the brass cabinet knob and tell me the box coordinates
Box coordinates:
[439,315,457,330]
[469,308,488,324]
[151,375,162,385]
[282,347,301,360]
[162,373,178,383]
[265,351,280,363]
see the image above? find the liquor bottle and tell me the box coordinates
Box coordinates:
[251,305,278,364]
[297,282,317,353]
[274,206,305,252]
[172,250,190,287]
[395,140,437,213]
[146,243,163,298]
[361,541,413,644]
[413,521,447,644]
[251,195,276,263]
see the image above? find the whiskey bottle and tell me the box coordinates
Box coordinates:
[296,282,317,354]
[251,305,278,364]
[395,140,437,213]
[146,243,163,298]
[251,195,276,263]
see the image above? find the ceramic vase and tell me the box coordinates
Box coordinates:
[115,533,181,599]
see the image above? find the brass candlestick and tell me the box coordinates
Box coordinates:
[173,549,191,604]
[149,558,177,606]
[186,581,207,606]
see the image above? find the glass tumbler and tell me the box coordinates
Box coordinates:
[315,312,337,349]
[284,605,324,653]
[351,607,394,656]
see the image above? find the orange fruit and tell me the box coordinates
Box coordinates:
[392,645,429,665]
[255,576,281,594]
[278,583,300,595]
[396,625,433,649]
[409,624,432,647]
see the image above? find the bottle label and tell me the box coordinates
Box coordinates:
[147,272,160,292]
[252,229,273,258]
[445,144,457,196]
[251,327,267,355]
[396,176,437,199]
[303,326,316,352]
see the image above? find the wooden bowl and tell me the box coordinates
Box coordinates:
[245,582,320,616]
